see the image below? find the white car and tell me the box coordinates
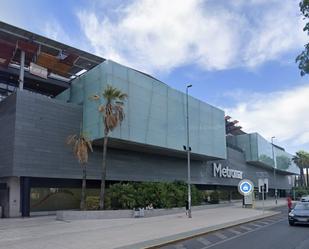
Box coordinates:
[300,196,309,202]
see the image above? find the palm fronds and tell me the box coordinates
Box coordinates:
[67,134,93,165]
[292,151,309,168]
[102,85,128,102]
[90,84,128,135]
[292,150,309,186]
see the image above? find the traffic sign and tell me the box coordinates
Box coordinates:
[238,179,254,196]
[258,178,268,193]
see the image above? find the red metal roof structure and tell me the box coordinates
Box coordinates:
[0,21,105,98]
[225,115,245,135]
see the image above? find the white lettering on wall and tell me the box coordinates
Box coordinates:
[213,163,243,179]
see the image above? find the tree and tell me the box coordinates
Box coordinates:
[91,85,127,209]
[292,150,309,187]
[296,0,309,75]
[67,133,93,210]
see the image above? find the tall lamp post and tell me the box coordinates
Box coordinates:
[271,136,278,205]
[186,84,192,218]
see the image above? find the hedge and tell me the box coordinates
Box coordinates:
[292,187,309,199]
[86,181,203,210]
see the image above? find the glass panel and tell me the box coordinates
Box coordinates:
[275,147,300,174]
[30,188,101,212]
[59,60,227,159]
[231,133,300,174]
[31,188,78,212]
[257,134,274,167]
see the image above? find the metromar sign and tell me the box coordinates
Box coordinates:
[212,162,243,179]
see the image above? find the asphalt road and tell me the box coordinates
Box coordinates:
[160,207,309,249]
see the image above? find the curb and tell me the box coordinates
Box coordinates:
[254,203,287,211]
[115,211,280,249]
[56,203,240,221]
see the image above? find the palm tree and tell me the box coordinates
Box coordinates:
[67,133,93,210]
[293,152,305,186]
[292,151,309,187]
[91,85,127,209]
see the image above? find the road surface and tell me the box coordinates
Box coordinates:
[160,207,309,249]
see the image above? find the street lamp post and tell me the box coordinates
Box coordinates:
[271,136,278,205]
[186,84,192,218]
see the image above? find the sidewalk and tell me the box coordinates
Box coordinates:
[0,199,285,249]
[234,197,289,209]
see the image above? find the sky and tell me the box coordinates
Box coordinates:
[1,0,308,154]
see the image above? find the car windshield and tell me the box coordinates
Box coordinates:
[294,203,309,210]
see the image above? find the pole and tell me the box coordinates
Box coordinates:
[262,185,265,214]
[19,50,25,90]
[186,84,192,218]
[271,136,277,205]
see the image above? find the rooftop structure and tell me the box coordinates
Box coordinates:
[0,21,104,98]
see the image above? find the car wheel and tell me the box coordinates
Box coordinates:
[289,221,294,226]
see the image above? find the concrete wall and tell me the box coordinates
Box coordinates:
[0,95,16,177]
[56,203,231,220]
[0,177,21,217]
[8,177,20,217]
[0,91,294,190]
[210,147,293,189]
[12,90,83,178]
[101,146,292,189]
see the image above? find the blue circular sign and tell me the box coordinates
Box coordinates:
[238,179,254,196]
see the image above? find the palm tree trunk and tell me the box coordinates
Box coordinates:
[301,168,304,187]
[306,168,309,187]
[99,135,108,210]
[304,168,307,187]
[80,165,87,210]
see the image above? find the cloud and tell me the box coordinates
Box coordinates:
[242,2,306,67]
[224,84,309,154]
[77,0,306,73]
[42,20,70,44]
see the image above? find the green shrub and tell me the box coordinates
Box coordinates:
[99,181,203,209]
[231,191,243,200]
[108,183,137,209]
[85,182,205,210]
[191,185,203,205]
[293,187,309,199]
[218,191,229,201]
[209,191,220,204]
[86,196,100,210]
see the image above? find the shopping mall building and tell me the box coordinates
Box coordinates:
[0,22,300,217]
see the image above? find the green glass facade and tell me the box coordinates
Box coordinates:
[227,133,299,174]
[57,60,227,159]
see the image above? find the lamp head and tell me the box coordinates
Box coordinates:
[187,84,192,88]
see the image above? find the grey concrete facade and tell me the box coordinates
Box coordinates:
[0,91,295,217]
[0,91,82,216]
[0,94,16,177]
[13,91,82,178]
